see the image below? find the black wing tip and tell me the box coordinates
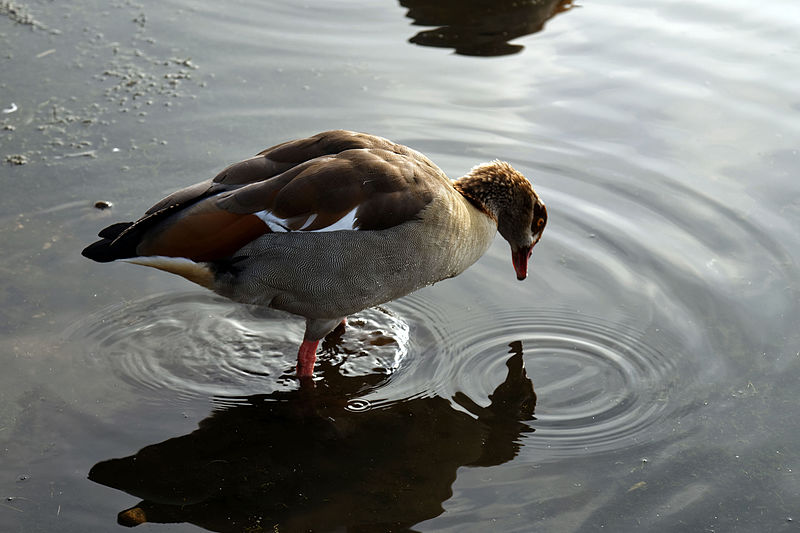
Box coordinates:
[82,221,137,263]
[97,221,134,239]
[81,239,124,262]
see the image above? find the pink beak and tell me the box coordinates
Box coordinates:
[511,246,533,281]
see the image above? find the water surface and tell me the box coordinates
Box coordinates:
[1,0,799,531]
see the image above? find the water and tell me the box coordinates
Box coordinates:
[2,0,799,531]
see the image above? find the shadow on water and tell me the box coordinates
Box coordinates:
[88,345,535,532]
[400,0,575,56]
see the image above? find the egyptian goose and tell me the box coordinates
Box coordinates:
[82,130,547,378]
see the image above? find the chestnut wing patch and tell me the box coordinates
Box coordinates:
[137,198,270,261]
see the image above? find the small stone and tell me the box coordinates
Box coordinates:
[94,200,113,210]
[5,154,28,165]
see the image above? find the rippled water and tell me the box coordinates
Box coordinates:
[2,0,799,531]
[70,293,409,400]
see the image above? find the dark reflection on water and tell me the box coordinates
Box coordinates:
[401,0,574,56]
[89,347,535,532]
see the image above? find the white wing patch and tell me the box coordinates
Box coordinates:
[300,213,318,230]
[254,207,358,233]
[315,207,358,232]
[254,210,290,232]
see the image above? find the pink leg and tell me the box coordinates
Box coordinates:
[296,339,320,378]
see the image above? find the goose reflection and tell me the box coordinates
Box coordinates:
[401,0,575,56]
[89,342,536,532]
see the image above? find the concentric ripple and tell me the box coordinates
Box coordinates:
[377,297,689,456]
[68,292,410,401]
[507,313,681,454]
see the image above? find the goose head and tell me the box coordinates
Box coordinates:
[454,161,547,280]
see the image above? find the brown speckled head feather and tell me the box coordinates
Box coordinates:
[452,160,535,219]
[453,160,547,277]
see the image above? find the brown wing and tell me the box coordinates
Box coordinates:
[135,131,417,217]
[216,147,440,231]
[130,131,446,262]
[213,129,441,186]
